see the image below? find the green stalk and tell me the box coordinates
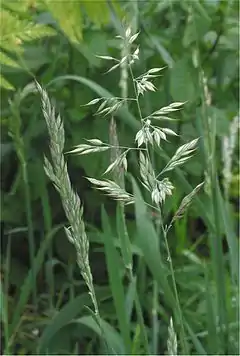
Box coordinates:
[129,270,150,355]
[9,95,36,306]
[159,207,188,354]
[2,235,12,355]
[22,162,36,305]
[152,213,161,354]
[38,162,55,308]
[112,42,149,352]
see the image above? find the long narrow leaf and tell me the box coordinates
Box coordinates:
[38,287,110,354]
[9,226,61,337]
[74,315,125,355]
[101,207,131,353]
[47,75,140,131]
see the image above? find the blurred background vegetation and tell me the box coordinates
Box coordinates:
[0,0,239,355]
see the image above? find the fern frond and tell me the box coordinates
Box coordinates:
[0,51,21,69]
[0,0,122,90]
[0,75,15,90]
[0,10,55,52]
[0,8,55,90]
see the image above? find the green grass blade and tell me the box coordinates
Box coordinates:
[209,176,229,352]
[116,203,132,271]
[185,320,207,355]
[204,267,219,354]
[9,225,61,338]
[216,180,239,283]
[47,75,140,131]
[74,315,125,355]
[101,207,132,353]
[38,287,110,354]
[36,159,55,306]
[0,279,9,354]
[125,274,136,323]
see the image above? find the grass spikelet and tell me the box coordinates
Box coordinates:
[167,317,178,356]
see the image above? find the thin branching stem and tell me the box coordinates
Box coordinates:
[158,206,189,354]
[56,25,203,354]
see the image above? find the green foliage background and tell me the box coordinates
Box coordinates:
[0,0,239,355]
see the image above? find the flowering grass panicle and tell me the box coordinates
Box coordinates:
[167,317,178,356]
[68,25,204,354]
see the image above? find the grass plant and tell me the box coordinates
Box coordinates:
[37,25,213,355]
[1,2,238,354]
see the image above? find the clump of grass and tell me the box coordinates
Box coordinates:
[36,23,207,355]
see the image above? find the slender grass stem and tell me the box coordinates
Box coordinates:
[128,64,143,122]
[128,270,150,354]
[158,207,188,354]
[9,98,36,307]
[39,170,55,308]
[22,162,37,305]
[2,235,11,355]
